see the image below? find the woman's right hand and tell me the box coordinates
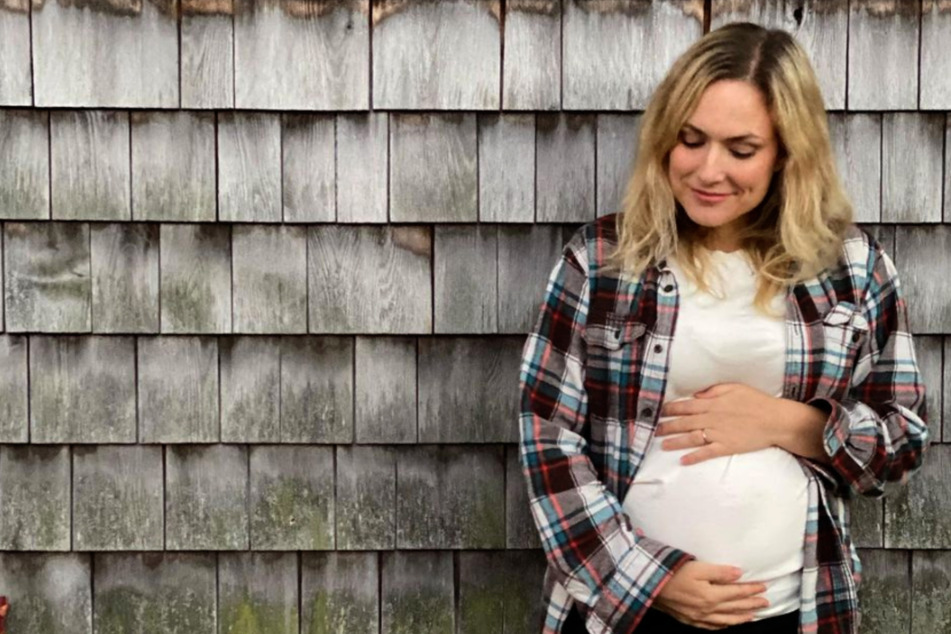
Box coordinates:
[652,561,770,630]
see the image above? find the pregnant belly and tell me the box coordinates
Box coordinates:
[621,439,810,582]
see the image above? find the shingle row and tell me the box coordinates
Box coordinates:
[0,444,538,551]
[1,1,949,110]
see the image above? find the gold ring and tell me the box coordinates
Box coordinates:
[701,429,711,445]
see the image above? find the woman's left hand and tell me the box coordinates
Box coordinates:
[656,383,792,466]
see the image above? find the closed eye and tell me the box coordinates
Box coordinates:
[681,138,755,160]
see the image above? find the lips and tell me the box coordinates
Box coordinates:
[692,188,731,202]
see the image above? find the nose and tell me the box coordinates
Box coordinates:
[695,144,727,186]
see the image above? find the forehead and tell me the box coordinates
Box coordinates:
[686,79,775,140]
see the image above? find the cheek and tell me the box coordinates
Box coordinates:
[737,161,775,193]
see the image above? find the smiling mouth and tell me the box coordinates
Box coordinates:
[693,188,732,197]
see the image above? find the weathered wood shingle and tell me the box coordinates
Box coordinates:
[232,225,308,333]
[0,554,92,633]
[497,224,572,333]
[895,225,951,334]
[848,0,920,110]
[218,553,299,634]
[160,224,232,334]
[920,0,951,110]
[0,5,31,105]
[478,113,535,223]
[0,335,27,442]
[218,111,282,223]
[506,447,541,549]
[536,113,596,222]
[90,223,160,333]
[434,225,498,334]
[282,114,336,223]
[302,553,379,634]
[885,445,951,548]
[457,551,547,633]
[502,0,560,110]
[381,551,454,634]
[337,113,389,223]
[827,113,881,224]
[220,336,282,442]
[857,549,912,634]
[181,0,235,108]
[336,446,397,550]
[0,445,70,550]
[597,113,641,218]
[882,113,944,223]
[911,550,951,633]
[354,336,417,443]
[280,336,354,442]
[0,110,49,219]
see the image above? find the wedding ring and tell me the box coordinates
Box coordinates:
[700,429,711,445]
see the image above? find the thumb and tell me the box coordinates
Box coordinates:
[697,563,744,583]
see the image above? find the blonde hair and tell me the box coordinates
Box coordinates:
[606,22,853,314]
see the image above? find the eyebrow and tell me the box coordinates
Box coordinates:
[682,123,764,143]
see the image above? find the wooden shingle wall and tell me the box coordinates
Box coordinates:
[0,1,949,632]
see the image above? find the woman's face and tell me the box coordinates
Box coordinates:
[667,79,782,251]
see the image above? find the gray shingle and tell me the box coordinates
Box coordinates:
[381,551,453,634]
[308,225,432,334]
[160,223,232,334]
[498,224,572,333]
[302,552,379,634]
[217,111,282,222]
[885,444,951,548]
[0,8,31,105]
[249,445,335,550]
[372,0,500,109]
[911,550,951,634]
[90,223,160,333]
[536,113,596,222]
[218,552,299,634]
[0,109,49,219]
[50,110,130,220]
[30,335,136,443]
[882,113,944,223]
[234,0,370,110]
[502,0,560,110]
[72,445,163,551]
[337,113,389,223]
[828,113,881,224]
[220,336,281,442]
[390,113,478,222]
[181,0,235,109]
[282,113,335,223]
[478,113,535,223]
[0,445,70,550]
[94,553,216,634]
[434,225,498,334]
[597,113,641,219]
[0,554,92,633]
[895,225,951,334]
[0,334,27,442]
[354,336,417,443]
[710,1,848,110]
[458,551,547,633]
[138,336,219,443]
[506,447,540,549]
[921,1,951,110]
[851,495,884,548]
[166,445,250,550]
[418,337,522,443]
[31,0,178,107]
[914,336,943,442]
[4,222,90,333]
[131,111,217,222]
[946,114,951,223]
[945,337,951,443]
[336,445,396,550]
[281,336,354,442]
[856,549,911,634]
[396,445,505,549]
[563,0,701,110]
[232,224,307,333]
[848,0,920,110]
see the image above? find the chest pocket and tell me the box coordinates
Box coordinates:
[819,301,870,395]
[582,312,648,424]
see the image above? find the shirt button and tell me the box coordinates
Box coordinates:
[851,331,861,343]
[641,407,654,419]
[653,344,663,353]
[663,284,674,292]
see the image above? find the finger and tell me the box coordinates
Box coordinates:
[696,611,757,628]
[690,562,744,584]
[680,443,723,466]
[655,417,704,437]
[660,399,706,417]
[708,582,770,603]
[661,429,707,451]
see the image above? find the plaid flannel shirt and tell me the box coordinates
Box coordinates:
[518,214,928,634]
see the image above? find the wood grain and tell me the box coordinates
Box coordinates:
[381,551,453,633]
[282,113,335,223]
[827,113,881,223]
[218,553,298,634]
[337,113,388,223]
[220,336,281,442]
[302,553,378,634]
[0,554,91,631]
[597,113,641,218]
[0,6,31,105]
[478,113,535,222]
[848,0,920,110]
[280,336,353,442]
[502,0,560,110]
[457,551,548,633]
[911,550,951,633]
[506,446,541,548]
[0,110,49,219]
[0,335,27,442]
[336,446,396,550]
[160,224,232,334]
[218,111,282,223]
[946,337,951,442]
[921,0,951,109]
[536,113,596,222]
[181,0,235,108]
[913,336,943,448]
[354,336,417,443]
[885,445,951,548]
[434,225,497,334]
[894,225,951,334]
[856,549,911,633]
[882,113,943,223]
[90,223,160,333]
[0,446,70,550]
[498,224,572,333]
[232,225,307,333]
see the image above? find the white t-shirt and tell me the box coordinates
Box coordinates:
[621,249,808,619]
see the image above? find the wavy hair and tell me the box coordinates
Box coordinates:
[606,21,853,314]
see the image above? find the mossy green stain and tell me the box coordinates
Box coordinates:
[459,587,503,634]
[220,594,295,634]
[307,591,375,634]
[468,487,505,548]
[254,476,332,549]
[389,591,453,634]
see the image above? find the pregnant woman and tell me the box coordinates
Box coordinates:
[518,22,928,634]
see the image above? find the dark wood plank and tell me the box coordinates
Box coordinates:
[0,445,70,550]
[885,445,951,548]
[536,113,595,222]
[160,223,232,334]
[851,495,884,548]
[0,109,49,219]
[947,114,951,222]
[181,0,235,109]
[0,335,27,442]
[882,113,943,223]
[911,550,951,634]
[232,225,307,333]
[827,113,881,224]
[138,336,219,442]
[336,446,396,550]
[0,554,91,633]
[218,553,298,634]
[372,0,499,109]
[282,113,335,222]
[921,0,951,109]
[506,446,541,549]
[165,445,250,550]
[498,224,572,333]
[434,225,497,334]
[131,111,216,222]
[308,225,432,334]
[0,4,31,105]
[50,110,130,220]
[217,111,282,222]
[337,113,388,223]
[390,113,478,222]
[945,337,951,443]
[457,551,547,633]
[31,0,179,107]
[30,335,136,443]
[502,0,560,110]
[848,0,920,110]
[234,0,369,109]
[563,0,702,110]
[914,336,943,447]
[478,113,535,222]
[280,336,353,443]
[250,445,334,550]
[895,225,951,334]
[856,549,911,634]
[90,223,160,333]
[418,337,522,443]
[597,113,641,218]
[302,553,378,634]
[220,336,281,442]
[354,336,417,443]
[381,551,453,634]
[72,445,163,550]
